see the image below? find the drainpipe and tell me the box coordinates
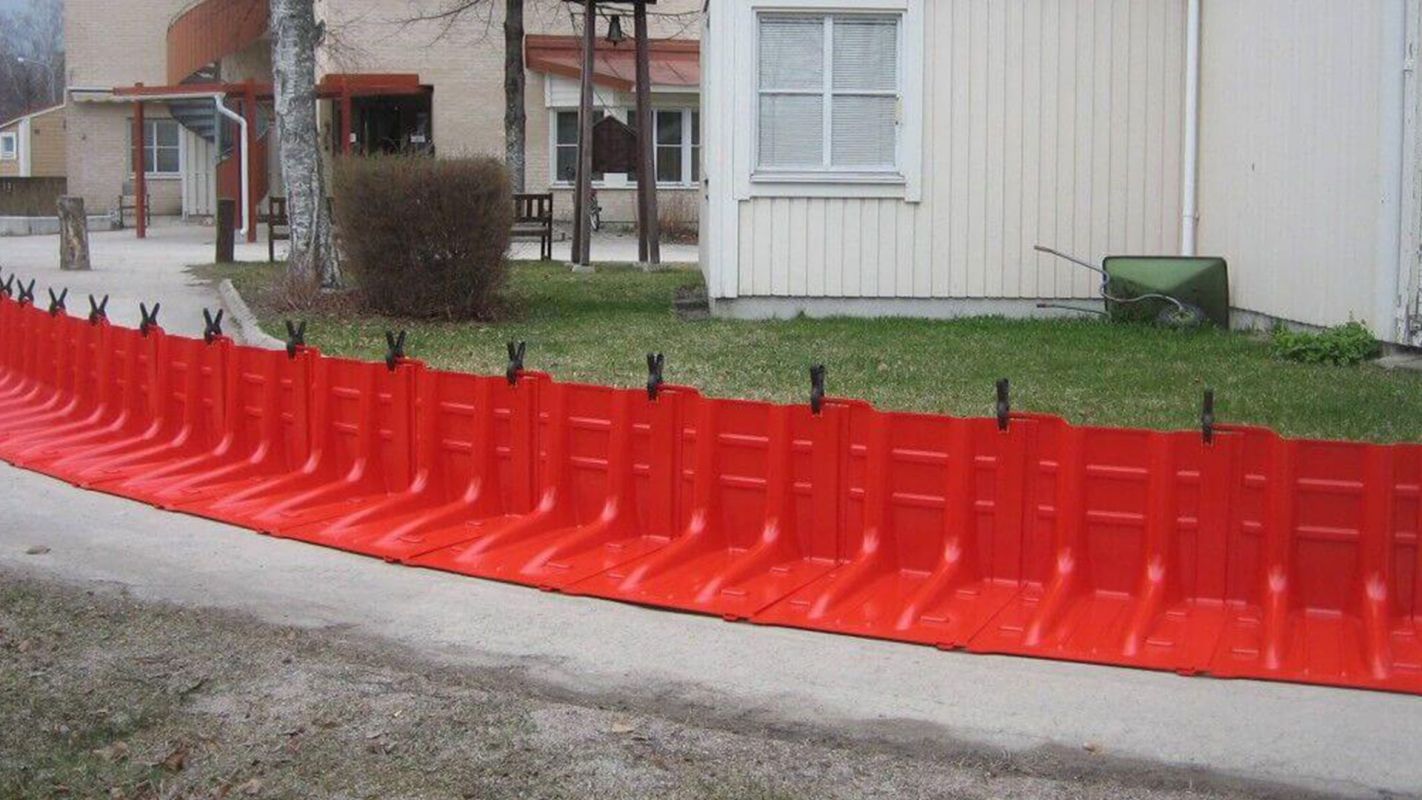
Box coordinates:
[1180,0,1201,256]
[208,94,251,239]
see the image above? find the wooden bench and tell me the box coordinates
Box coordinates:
[512,193,554,261]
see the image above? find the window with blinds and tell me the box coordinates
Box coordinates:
[757,13,900,173]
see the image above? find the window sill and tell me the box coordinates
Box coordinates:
[142,174,181,181]
[746,171,909,200]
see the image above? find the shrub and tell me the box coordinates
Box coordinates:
[332,155,513,319]
[1269,321,1380,366]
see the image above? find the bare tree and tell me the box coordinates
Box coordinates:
[270,0,339,289]
[0,0,65,121]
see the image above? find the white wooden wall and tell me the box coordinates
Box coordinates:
[1196,0,1406,337]
[707,0,1189,302]
[181,126,216,219]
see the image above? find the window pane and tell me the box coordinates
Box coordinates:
[155,121,180,147]
[555,145,577,182]
[833,18,898,92]
[760,17,824,90]
[691,112,700,146]
[656,110,681,146]
[759,94,823,168]
[691,146,700,182]
[556,111,577,145]
[155,147,180,174]
[831,95,896,167]
[656,145,681,183]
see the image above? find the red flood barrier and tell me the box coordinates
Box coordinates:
[0,286,1418,695]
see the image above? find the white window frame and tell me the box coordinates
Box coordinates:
[653,108,700,188]
[127,118,183,179]
[0,132,16,161]
[734,0,923,201]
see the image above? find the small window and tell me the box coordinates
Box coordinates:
[654,109,700,186]
[0,132,16,161]
[554,108,617,184]
[756,13,901,174]
[128,119,181,176]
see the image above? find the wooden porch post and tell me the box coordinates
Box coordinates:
[571,0,597,268]
[633,0,660,265]
[133,100,147,239]
[341,86,354,156]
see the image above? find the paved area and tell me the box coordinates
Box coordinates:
[510,228,700,263]
[0,461,1417,799]
[0,220,266,339]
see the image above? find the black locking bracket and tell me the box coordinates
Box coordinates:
[506,340,526,386]
[996,379,1011,431]
[810,364,827,415]
[1201,388,1215,445]
[203,308,225,344]
[17,279,35,306]
[384,330,407,371]
[47,288,67,316]
[646,353,665,400]
[285,320,307,359]
[87,294,109,325]
[139,302,160,336]
[0,275,13,298]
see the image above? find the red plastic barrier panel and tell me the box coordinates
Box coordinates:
[282,367,541,562]
[0,291,1418,695]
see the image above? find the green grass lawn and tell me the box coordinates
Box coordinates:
[195,261,1422,443]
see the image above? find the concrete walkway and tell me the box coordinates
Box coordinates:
[0,220,268,339]
[1,460,1418,798]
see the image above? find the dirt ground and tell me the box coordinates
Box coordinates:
[0,571,1325,800]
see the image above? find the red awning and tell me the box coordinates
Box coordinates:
[524,35,699,92]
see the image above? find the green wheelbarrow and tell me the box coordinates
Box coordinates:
[1033,245,1230,329]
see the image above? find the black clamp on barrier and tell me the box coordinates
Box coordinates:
[17,279,35,306]
[139,302,161,337]
[0,275,14,298]
[996,378,1011,431]
[87,294,109,325]
[203,308,225,344]
[810,364,827,415]
[284,320,307,359]
[647,352,665,400]
[47,288,68,317]
[1202,388,1215,445]
[506,340,526,386]
[384,330,407,371]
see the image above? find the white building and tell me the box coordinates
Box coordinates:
[700,0,1422,346]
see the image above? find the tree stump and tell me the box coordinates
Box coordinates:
[58,196,91,271]
[216,198,236,264]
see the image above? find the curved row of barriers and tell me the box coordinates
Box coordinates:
[0,283,1419,695]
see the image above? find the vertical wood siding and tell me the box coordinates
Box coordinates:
[1196,0,1390,330]
[727,0,1187,301]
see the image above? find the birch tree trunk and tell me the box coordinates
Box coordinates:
[270,0,339,288]
[503,0,526,192]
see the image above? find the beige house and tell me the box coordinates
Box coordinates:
[0,103,66,179]
[701,0,1422,346]
[62,0,702,235]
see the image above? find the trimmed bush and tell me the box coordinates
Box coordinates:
[1270,321,1380,366]
[333,155,513,319]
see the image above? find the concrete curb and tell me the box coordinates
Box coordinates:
[216,278,284,351]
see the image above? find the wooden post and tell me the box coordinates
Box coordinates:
[571,0,597,269]
[216,198,236,263]
[133,101,147,239]
[57,196,91,271]
[633,0,660,266]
